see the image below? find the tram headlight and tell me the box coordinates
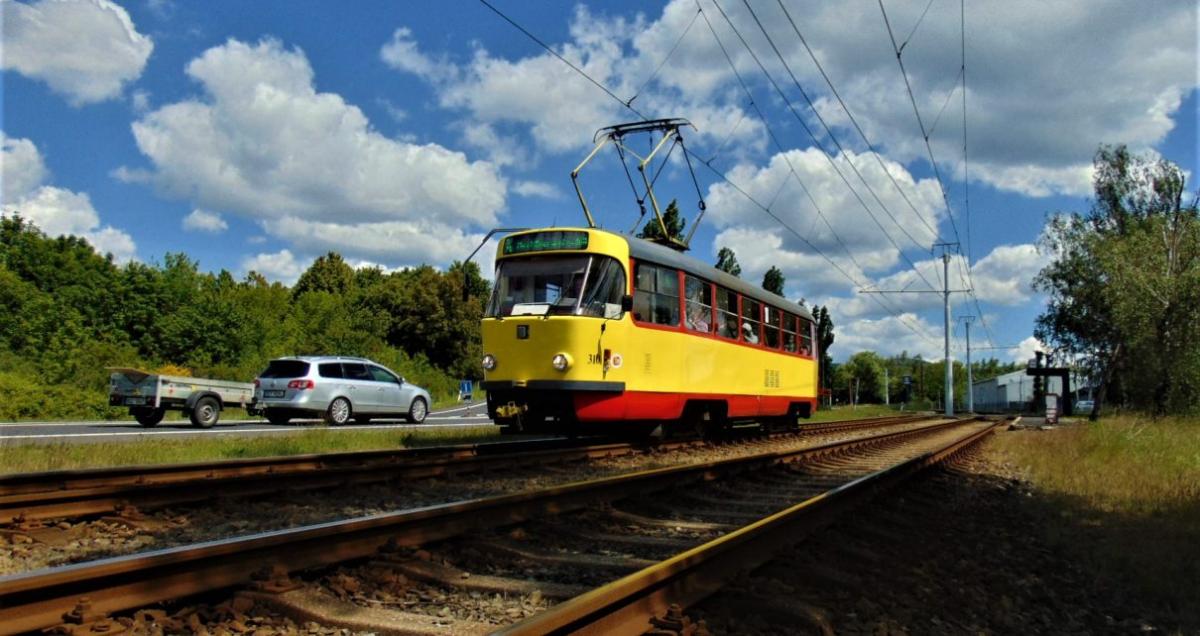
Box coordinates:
[551,353,571,371]
[481,354,497,371]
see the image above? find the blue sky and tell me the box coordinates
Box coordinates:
[2,0,1197,362]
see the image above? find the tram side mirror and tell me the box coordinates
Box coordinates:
[621,294,634,313]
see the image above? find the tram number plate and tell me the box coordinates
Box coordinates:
[124,397,146,406]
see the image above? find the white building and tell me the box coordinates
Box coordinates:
[971,370,1084,412]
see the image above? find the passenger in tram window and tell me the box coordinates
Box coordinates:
[742,321,759,344]
[685,276,713,333]
[716,287,739,339]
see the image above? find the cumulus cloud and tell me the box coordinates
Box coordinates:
[121,38,507,267]
[389,1,1195,198]
[1,135,48,203]
[2,0,154,105]
[1009,336,1045,364]
[512,180,563,200]
[381,8,764,159]
[706,147,945,280]
[1,133,136,261]
[182,209,228,233]
[263,216,495,272]
[241,249,304,284]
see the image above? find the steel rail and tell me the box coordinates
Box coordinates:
[0,414,928,524]
[0,416,965,635]
[499,419,1001,635]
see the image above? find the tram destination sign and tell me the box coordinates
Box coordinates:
[502,231,589,255]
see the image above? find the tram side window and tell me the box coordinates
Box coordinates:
[742,298,762,345]
[763,306,781,349]
[716,287,739,339]
[684,276,714,333]
[782,313,799,353]
[800,317,814,356]
[633,262,680,326]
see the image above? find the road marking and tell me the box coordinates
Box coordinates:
[1,420,496,440]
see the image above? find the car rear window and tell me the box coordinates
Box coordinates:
[318,363,344,378]
[259,360,310,378]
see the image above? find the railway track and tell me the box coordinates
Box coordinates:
[0,414,928,525]
[0,416,999,635]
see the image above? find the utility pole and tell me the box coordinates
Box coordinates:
[941,250,953,417]
[860,243,966,417]
[884,367,890,405]
[960,315,976,412]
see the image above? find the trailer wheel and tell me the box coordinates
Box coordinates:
[133,407,165,427]
[190,396,221,428]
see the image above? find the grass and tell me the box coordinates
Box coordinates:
[809,403,906,422]
[0,425,502,474]
[990,415,1200,630]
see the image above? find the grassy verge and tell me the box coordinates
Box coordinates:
[990,415,1200,630]
[0,425,501,474]
[809,403,904,422]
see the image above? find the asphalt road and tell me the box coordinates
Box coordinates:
[0,401,494,444]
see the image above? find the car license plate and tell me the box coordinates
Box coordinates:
[125,397,146,406]
[264,390,285,398]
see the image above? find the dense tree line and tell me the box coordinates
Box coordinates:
[0,216,487,418]
[831,350,1020,407]
[1035,146,1199,416]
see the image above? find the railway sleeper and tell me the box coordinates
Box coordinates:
[371,557,589,601]
[464,537,656,572]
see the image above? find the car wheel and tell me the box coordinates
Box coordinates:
[325,397,352,425]
[189,396,221,428]
[407,397,428,423]
[133,407,165,427]
[266,412,291,426]
[354,416,372,424]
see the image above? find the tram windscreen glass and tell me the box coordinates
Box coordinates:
[502,231,589,255]
[487,255,626,318]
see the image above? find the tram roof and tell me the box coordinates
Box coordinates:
[618,230,815,321]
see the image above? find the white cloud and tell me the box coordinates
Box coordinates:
[512,180,563,200]
[182,209,228,233]
[390,1,1195,197]
[832,312,945,361]
[1,134,136,261]
[241,249,304,284]
[706,147,945,281]
[131,89,151,113]
[124,38,507,267]
[1009,336,1044,364]
[262,216,492,271]
[1,134,48,202]
[1,0,154,105]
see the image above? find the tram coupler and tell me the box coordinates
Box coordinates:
[494,401,528,419]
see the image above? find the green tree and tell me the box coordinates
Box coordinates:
[1035,145,1200,416]
[761,266,785,296]
[715,246,741,277]
[292,252,355,297]
[637,199,686,243]
[813,305,835,390]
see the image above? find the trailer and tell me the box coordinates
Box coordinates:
[108,368,255,428]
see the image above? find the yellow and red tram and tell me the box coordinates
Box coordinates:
[481,227,818,435]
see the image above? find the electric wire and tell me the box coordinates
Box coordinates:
[773,0,942,244]
[476,0,938,345]
[627,7,702,107]
[879,0,997,350]
[717,0,941,293]
[695,0,931,339]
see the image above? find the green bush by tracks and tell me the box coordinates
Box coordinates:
[992,416,1200,630]
[0,216,483,421]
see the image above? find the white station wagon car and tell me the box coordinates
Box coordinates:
[253,356,431,425]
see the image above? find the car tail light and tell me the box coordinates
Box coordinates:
[287,379,315,390]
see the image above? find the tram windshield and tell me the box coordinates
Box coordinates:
[487,255,627,318]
